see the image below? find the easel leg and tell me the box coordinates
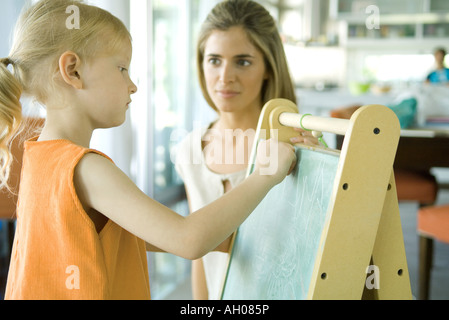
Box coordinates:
[370,172,412,299]
[362,257,378,300]
[419,235,433,300]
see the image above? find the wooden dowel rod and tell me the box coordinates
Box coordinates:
[279,112,350,135]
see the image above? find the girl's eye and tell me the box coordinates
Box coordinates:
[119,67,128,72]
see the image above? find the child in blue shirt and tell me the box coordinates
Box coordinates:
[426,48,449,84]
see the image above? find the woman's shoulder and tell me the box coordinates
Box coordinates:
[176,126,206,148]
[172,124,210,173]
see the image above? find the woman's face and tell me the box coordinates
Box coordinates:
[202,26,268,115]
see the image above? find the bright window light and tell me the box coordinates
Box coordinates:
[364,54,435,82]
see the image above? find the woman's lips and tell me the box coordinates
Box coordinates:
[216,90,239,99]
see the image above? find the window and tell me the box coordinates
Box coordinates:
[364,53,435,82]
[131,0,220,299]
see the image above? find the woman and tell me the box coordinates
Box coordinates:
[175,0,315,300]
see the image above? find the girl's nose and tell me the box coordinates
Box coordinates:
[130,80,138,94]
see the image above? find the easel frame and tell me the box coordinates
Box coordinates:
[221,99,412,300]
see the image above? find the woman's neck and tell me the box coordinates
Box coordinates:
[213,108,261,132]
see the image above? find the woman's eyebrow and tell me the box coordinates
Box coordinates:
[205,53,255,58]
[235,54,255,59]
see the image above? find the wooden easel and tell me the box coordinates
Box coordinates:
[222,99,412,300]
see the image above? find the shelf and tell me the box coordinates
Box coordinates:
[336,0,449,15]
[339,12,449,24]
[335,0,449,46]
[337,0,424,14]
[343,37,449,49]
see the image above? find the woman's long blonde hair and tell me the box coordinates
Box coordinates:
[196,0,296,112]
[0,0,131,189]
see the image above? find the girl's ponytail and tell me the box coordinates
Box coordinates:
[0,58,23,190]
[0,0,132,189]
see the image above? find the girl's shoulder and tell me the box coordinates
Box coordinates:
[25,138,113,164]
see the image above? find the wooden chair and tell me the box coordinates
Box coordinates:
[0,117,45,297]
[330,105,438,207]
[417,204,449,300]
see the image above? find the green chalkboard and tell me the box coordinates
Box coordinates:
[222,147,340,300]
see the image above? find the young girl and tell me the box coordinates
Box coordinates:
[0,0,296,300]
[174,0,317,300]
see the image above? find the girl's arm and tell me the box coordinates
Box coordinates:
[74,139,295,260]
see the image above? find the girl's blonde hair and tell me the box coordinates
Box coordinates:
[196,0,296,112]
[0,0,131,189]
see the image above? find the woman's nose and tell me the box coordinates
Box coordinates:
[219,63,236,83]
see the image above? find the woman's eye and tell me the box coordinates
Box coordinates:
[208,58,220,66]
[237,60,251,67]
[119,67,128,72]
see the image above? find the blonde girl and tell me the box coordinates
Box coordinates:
[0,0,295,300]
[175,0,316,300]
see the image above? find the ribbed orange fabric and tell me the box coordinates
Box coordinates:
[5,139,151,300]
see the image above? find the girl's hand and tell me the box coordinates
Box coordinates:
[289,128,320,146]
[254,139,297,186]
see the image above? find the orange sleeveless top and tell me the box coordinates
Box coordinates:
[5,139,151,300]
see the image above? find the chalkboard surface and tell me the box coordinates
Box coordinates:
[222,147,340,300]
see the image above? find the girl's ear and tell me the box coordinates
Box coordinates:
[59,51,83,89]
